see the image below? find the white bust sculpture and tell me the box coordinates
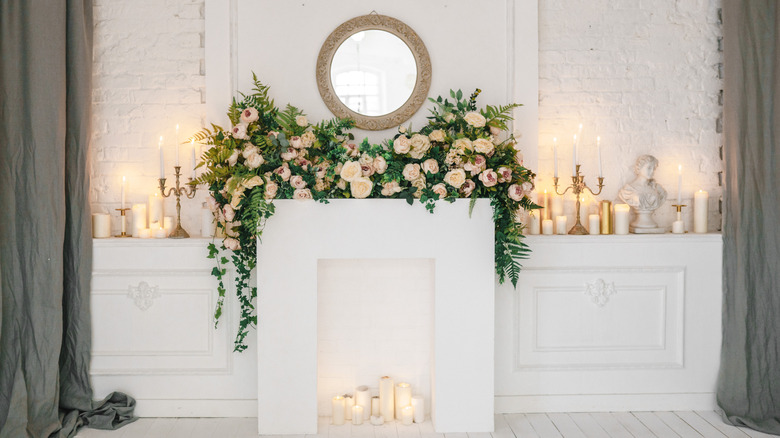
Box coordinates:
[618,154,667,233]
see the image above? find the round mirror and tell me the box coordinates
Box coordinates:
[317,14,432,130]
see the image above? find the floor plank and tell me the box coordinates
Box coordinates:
[492,414,516,438]
[546,413,586,438]
[653,412,702,438]
[673,411,727,438]
[504,413,540,438]
[526,414,562,437]
[693,411,751,438]
[568,413,607,437]
[632,411,681,438]
[589,413,633,438]
[611,412,656,438]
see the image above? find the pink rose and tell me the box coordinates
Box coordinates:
[497,166,512,183]
[290,175,307,189]
[463,154,487,176]
[478,169,498,187]
[223,204,235,222]
[290,136,304,149]
[432,183,447,199]
[508,184,524,201]
[461,179,476,197]
[224,237,241,251]
[490,126,501,136]
[293,188,313,200]
[373,156,388,174]
[361,164,375,177]
[240,107,259,124]
[231,124,248,140]
[344,142,359,157]
[274,164,291,181]
[280,147,297,161]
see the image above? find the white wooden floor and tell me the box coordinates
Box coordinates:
[74,411,778,438]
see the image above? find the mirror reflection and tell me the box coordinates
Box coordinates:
[330,30,417,117]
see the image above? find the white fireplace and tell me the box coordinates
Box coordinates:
[255,199,495,434]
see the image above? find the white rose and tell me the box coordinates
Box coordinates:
[452,138,473,152]
[478,168,498,187]
[295,115,308,127]
[242,175,264,189]
[227,150,240,167]
[290,136,303,149]
[473,138,494,155]
[522,181,534,193]
[421,159,439,175]
[264,181,278,200]
[293,188,313,200]
[428,129,445,143]
[464,111,486,128]
[340,160,362,182]
[402,163,421,181]
[358,153,373,166]
[411,176,427,198]
[409,134,431,159]
[350,177,373,199]
[444,113,456,123]
[242,144,258,158]
[290,175,307,189]
[245,152,264,169]
[240,107,259,124]
[443,169,467,188]
[381,180,402,196]
[231,124,248,140]
[373,156,388,174]
[432,183,448,199]
[394,135,411,154]
[223,237,241,251]
[300,131,316,148]
[508,184,524,202]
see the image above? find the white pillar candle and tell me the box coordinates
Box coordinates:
[540,190,549,220]
[163,216,174,236]
[138,228,151,239]
[371,396,380,418]
[553,137,558,178]
[149,193,163,225]
[528,210,540,235]
[158,136,164,178]
[555,215,567,235]
[614,204,630,235]
[351,406,363,425]
[370,415,384,426]
[379,376,394,422]
[551,195,563,232]
[411,396,424,423]
[395,383,412,421]
[332,396,346,425]
[542,219,554,235]
[92,213,110,238]
[579,197,588,225]
[344,395,354,420]
[588,214,600,235]
[694,190,709,233]
[355,386,371,421]
[131,204,147,236]
[153,227,167,239]
[121,176,126,209]
[672,220,685,234]
[400,406,414,426]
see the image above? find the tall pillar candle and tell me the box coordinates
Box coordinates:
[555,215,567,235]
[344,395,354,420]
[355,386,371,421]
[379,376,394,422]
[395,382,412,421]
[332,396,345,425]
[92,213,110,238]
[614,204,630,235]
[149,193,164,225]
[371,396,380,418]
[411,395,424,423]
[588,214,600,235]
[542,219,554,235]
[694,190,709,233]
[131,204,147,236]
[579,197,589,225]
[600,201,612,234]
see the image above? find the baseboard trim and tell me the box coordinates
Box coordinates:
[133,399,258,417]
[495,393,718,413]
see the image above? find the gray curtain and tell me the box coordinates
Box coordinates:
[0,1,135,437]
[718,1,780,435]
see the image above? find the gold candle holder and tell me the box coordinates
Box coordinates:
[159,166,198,239]
[115,207,131,237]
[600,200,612,234]
[553,164,605,235]
[671,204,687,234]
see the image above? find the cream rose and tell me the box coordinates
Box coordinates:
[373,156,388,174]
[242,175,264,189]
[245,152,264,169]
[421,159,439,175]
[227,150,240,167]
[393,135,411,154]
[280,147,297,161]
[293,188,312,200]
[336,179,347,190]
[443,168,467,188]
[242,144,258,158]
[264,181,279,200]
[223,237,241,251]
[452,138,473,152]
[473,138,494,155]
[381,180,402,196]
[411,176,427,198]
[231,124,248,140]
[478,169,498,187]
[398,125,407,134]
[295,115,308,127]
[340,160,362,182]
[223,204,236,222]
[460,179,476,197]
[300,130,316,148]
[358,153,373,166]
[428,129,446,143]
[464,111,486,128]
[432,183,448,199]
[290,136,303,149]
[290,175,307,189]
[350,177,373,199]
[445,149,464,167]
[240,107,259,124]
[402,163,421,181]
[274,164,291,181]
[409,134,431,159]
[508,184,524,202]
[206,195,219,212]
[444,112,456,123]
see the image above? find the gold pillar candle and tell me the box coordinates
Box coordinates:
[600,201,612,234]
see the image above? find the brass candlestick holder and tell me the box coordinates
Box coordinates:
[553,164,605,235]
[159,166,197,239]
[115,207,131,237]
[671,203,687,234]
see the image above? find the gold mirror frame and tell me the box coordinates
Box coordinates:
[316,14,432,131]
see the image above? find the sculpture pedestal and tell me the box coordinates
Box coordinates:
[630,210,665,234]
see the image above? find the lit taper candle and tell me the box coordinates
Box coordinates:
[158,136,164,178]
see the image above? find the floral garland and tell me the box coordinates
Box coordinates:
[193,75,537,352]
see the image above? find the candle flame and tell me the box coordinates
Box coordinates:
[678,164,682,173]
[573,134,577,141]
[122,175,126,183]
[553,137,557,143]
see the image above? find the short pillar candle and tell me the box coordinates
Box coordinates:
[400,406,414,426]
[555,216,567,235]
[395,383,412,421]
[351,406,363,425]
[588,214,600,235]
[542,219,554,235]
[332,396,346,425]
[411,395,424,423]
[614,204,630,235]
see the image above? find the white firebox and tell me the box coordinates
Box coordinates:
[255,199,495,434]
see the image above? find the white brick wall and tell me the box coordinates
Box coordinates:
[91,0,723,233]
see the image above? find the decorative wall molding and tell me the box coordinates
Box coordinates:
[584,278,618,307]
[127,281,161,310]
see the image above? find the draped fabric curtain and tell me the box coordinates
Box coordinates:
[718,1,780,435]
[0,1,135,436]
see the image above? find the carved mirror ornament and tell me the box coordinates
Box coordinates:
[316,14,432,130]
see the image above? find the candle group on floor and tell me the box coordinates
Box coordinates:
[332,377,424,426]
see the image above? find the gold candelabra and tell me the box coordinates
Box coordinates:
[553,164,605,235]
[159,166,197,239]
